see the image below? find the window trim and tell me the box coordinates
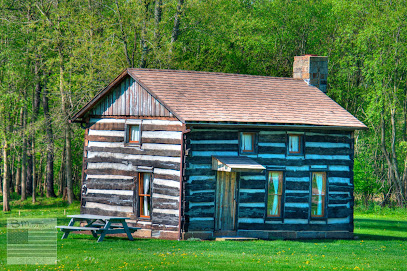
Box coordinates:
[310,171,327,219]
[287,134,303,155]
[125,120,142,146]
[128,125,141,144]
[239,132,258,154]
[265,170,285,219]
[133,171,153,219]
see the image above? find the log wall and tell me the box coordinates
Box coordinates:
[183,128,354,237]
[81,118,183,239]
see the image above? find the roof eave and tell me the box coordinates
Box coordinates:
[185,121,368,131]
[70,69,129,123]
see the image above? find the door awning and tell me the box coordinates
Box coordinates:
[212,156,266,172]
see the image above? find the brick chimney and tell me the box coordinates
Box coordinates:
[293,55,328,93]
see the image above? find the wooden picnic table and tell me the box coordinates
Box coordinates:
[55,214,140,242]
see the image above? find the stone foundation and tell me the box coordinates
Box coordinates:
[183,230,353,240]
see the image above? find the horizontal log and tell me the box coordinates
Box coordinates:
[328,197,352,205]
[84,180,133,191]
[185,219,214,231]
[258,134,286,143]
[285,181,309,191]
[186,206,214,217]
[87,135,124,143]
[89,122,125,131]
[86,168,138,177]
[329,184,353,193]
[154,173,180,181]
[185,181,216,191]
[86,146,181,157]
[239,179,266,189]
[258,146,286,154]
[190,144,239,151]
[186,157,212,164]
[285,193,309,203]
[304,147,350,155]
[86,157,180,170]
[328,207,352,218]
[187,131,237,141]
[185,193,215,203]
[239,192,265,203]
[305,135,351,144]
[238,207,265,218]
[142,124,184,132]
[83,194,133,207]
[152,199,179,210]
[142,137,181,144]
[152,214,179,226]
[328,171,352,178]
[153,184,180,197]
[285,170,310,178]
[81,206,129,218]
[284,207,309,219]
[185,168,213,176]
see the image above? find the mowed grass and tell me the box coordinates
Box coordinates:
[0,197,406,270]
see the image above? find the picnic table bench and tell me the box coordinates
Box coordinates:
[55,214,140,242]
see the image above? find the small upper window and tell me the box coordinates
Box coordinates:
[311,172,326,218]
[127,124,141,144]
[288,134,302,154]
[267,171,284,217]
[240,132,256,153]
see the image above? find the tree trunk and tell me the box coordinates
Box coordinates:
[58,145,66,196]
[26,138,33,196]
[21,108,27,201]
[58,48,74,203]
[115,0,133,67]
[66,125,73,203]
[3,139,10,212]
[31,58,42,203]
[171,0,184,44]
[43,86,56,198]
[139,0,150,68]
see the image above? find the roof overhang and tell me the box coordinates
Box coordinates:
[186,121,368,131]
[212,156,266,173]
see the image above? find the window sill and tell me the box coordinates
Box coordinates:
[124,143,142,148]
[265,217,283,221]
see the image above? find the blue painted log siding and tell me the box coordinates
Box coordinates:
[82,118,183,237]
[184,129,354,232]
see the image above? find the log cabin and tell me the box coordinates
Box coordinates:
[71,55,367,240]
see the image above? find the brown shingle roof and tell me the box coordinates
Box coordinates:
[126,69,366,129]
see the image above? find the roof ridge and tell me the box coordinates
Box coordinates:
[127,68,294,80]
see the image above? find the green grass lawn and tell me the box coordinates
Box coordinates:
[1,197,406,270]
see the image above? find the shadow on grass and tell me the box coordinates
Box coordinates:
[354,218,407,232]
[353,233,407,241]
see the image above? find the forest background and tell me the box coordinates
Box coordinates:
[1,0,406,211]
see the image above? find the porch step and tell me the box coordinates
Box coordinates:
[215,237,258,241]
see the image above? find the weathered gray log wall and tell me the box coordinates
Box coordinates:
[82,117,182,239]
[183,128,354,235]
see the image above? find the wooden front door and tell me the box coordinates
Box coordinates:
[215,171,237,231]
